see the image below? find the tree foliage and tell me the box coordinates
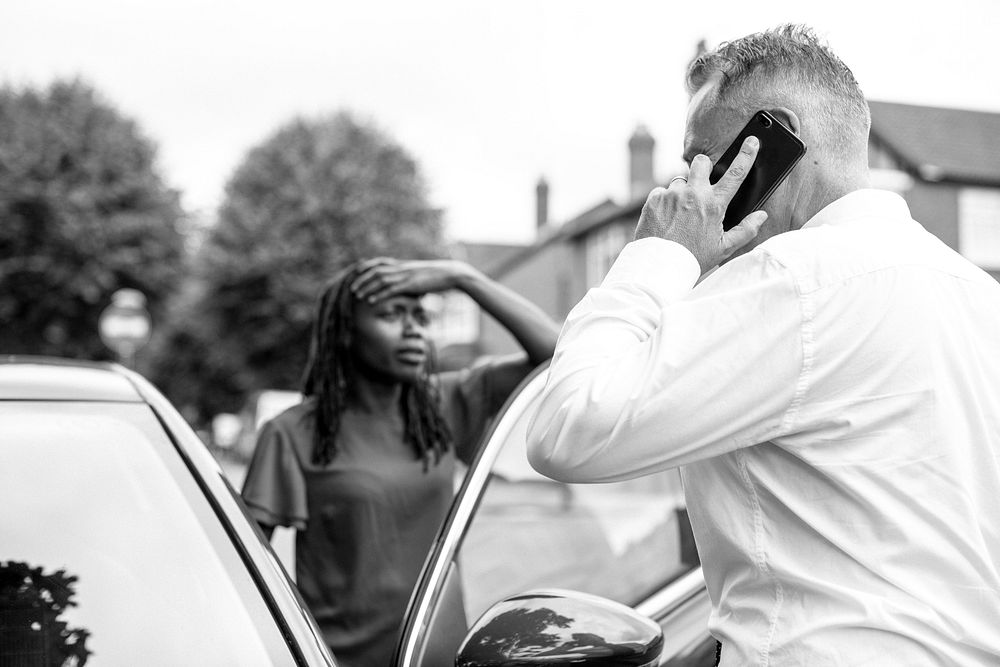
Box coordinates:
[0,79,185,359]
[149,111,446,421]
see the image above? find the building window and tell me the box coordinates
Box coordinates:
[586,224,628,286]
[958,187,1000,270]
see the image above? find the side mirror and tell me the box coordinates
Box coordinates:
[455,589,663,666]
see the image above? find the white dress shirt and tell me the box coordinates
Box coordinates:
[527,190,1000,665]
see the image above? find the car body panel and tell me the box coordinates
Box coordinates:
[0,356,141,401]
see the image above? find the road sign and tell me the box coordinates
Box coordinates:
[98,289,151,367]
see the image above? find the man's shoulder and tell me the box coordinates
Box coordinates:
[754,225,881,295]
[702,223,879,300]
[752,208,987,296]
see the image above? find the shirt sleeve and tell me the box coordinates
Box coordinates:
[526,237,805,483]
[438,355,537,463]
[240,418,309,530]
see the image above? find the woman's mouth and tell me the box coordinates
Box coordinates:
[396,347,427,365]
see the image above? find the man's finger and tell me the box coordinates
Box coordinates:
[720,210,767,257]
[714,135,759,200]
[687,154,713,184]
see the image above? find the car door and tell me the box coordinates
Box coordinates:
[394,365,718,666]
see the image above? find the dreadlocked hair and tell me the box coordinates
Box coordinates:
[301,263,453,468]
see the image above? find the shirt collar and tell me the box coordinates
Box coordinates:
[802,189,913,230]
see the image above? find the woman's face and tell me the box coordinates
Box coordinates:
[350,294,430,383]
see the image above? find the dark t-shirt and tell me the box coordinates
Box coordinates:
[240,356,533,666]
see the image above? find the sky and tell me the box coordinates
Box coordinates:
[3,0,999,245]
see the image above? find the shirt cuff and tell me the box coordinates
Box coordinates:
[602,237,701,300]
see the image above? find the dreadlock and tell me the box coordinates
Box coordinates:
[301,263,453,468]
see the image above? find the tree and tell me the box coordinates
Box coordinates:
[0,79,185,360]
[149,111,446,421]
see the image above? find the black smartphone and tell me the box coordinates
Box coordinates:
[709,110,806,231]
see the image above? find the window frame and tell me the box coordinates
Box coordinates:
[958,186,1000,270]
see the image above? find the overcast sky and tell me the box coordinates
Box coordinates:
[3,1,998,245]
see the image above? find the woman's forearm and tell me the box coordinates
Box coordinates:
[454,265,560,366]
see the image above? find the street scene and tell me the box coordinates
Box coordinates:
[3,1,1000,666]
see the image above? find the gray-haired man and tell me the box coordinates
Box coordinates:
[529,25,1000,665]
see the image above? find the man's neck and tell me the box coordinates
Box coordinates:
[791,163,870,231]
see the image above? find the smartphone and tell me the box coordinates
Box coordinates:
[709,110,806,231]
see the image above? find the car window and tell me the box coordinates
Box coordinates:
[458,402,693,626]
[0,403,298,666]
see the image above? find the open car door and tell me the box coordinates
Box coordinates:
[394,364,719,666]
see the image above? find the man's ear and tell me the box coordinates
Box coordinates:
[767,107,801,135]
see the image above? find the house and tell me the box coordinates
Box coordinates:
[867,101,1000,282]
[429,241,525,369]
[443,101,1000,360]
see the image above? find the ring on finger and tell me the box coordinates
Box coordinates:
[668,176,688,187]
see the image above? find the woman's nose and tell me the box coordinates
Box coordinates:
[402,314,424,335]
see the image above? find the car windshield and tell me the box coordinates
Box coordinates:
[0,402,296,665]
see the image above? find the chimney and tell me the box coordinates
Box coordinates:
[535,176,549,230]
[628,124,656,201]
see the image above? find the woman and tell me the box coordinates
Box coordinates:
[240,257,559,665]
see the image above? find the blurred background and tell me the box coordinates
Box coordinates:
[3,0,999,458]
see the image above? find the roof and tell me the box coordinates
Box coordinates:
[868,100,1000,185]
[561,198,633,239]
[485,198,629,277]
[0,356,142,401]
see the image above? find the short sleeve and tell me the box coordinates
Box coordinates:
[438,354,536,462]
[240,419,309,531]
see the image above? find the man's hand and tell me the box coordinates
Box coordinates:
[634,135,768,273]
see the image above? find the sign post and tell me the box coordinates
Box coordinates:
[98,289,151,369]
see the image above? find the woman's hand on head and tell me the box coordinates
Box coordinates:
[350,258,473,303]
[353,257,558,366]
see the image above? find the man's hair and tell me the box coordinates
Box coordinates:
[301,262,452,467]
[686,24,870,151]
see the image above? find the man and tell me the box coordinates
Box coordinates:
[527,24,1000,665]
